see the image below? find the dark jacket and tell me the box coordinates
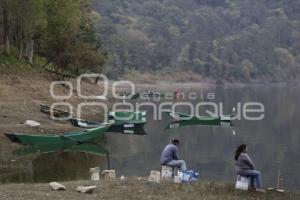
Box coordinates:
[235,153,255,175]
[160,144,178,165]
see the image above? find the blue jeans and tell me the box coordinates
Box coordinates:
[243,170,262,188]
[166,160,187,172]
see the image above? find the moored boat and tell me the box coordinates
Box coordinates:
[108,111,146,123]
[165,111,234,129]
[70,118,147,135]
[5,124,111,145]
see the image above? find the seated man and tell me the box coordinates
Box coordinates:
[160,138,187,172]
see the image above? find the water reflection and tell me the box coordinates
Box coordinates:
[0,142,108,183]
[15,143,107,156]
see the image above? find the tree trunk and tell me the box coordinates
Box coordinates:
[26,39,34,63]
[18,40,23,60]
[4,33,10,54]
[3,1,10,54]
[18,22,23,60]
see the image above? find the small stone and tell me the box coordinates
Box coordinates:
[49,182,66,191]
[95,96,108,100]
[25,120,40,127]
[76,186,97,194]
[148,170,160,183]
[102,170,116,180]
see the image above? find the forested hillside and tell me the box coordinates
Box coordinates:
[94,0,300,81]
[0,0,105,79]
[1,0,300,82]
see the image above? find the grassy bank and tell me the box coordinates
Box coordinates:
[0,178,298,200]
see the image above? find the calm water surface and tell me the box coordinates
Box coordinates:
[1,85,300,190]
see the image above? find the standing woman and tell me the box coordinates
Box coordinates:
[235,144,265,192]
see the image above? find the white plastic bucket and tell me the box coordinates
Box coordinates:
[235,175,249,190]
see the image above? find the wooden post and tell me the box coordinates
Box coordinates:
[106,151,110,170]
[276,170,281,189]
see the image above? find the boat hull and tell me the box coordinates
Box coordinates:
[166,116,233,129]
[5,125,111,145]
[108,111,146,123]
[70,118,147,135]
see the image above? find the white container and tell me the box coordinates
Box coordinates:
[161,166,173,179]
[89,167,100,181]
[173,175,181,183]
[235,175,249,190]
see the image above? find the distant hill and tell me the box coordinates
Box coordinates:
[93,0,300,82]
[1,0,300,82]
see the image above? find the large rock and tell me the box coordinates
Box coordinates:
[148,170,160,183]
[76,186,97,194]
[49,182,66,191]
[102,170,116,180]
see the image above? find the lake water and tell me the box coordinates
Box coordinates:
[1,85,300,190]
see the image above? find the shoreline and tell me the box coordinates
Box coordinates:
[105,80,300,92]
[0,178,298,200]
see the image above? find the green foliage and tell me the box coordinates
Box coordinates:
[1,0,300,81]
[0,0,106,79]
[93,0,300,81]
[38,0,105,77]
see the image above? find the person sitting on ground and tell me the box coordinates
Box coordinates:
[160,138,187,172]
[235,144,265,192]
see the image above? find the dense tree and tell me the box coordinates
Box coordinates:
[38,0,105,77]
[0,0,105,79]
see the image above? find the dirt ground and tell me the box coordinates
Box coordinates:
[0,178,299,200]
[0,70,214,139]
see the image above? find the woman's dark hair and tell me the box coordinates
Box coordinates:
[172,138,180,145]
[235,144,247,161]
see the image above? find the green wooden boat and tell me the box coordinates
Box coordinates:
[70,118,147,135]
[123,92,140,100]
[108,111,146,123]
[140,91,167,98]
[5,124,111,145]
[121,91,169,100]
[40,104,71,118]
[165,111,234,129]
[15,142,107,156]
[108,122,147,135]
[70,118,107,128]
